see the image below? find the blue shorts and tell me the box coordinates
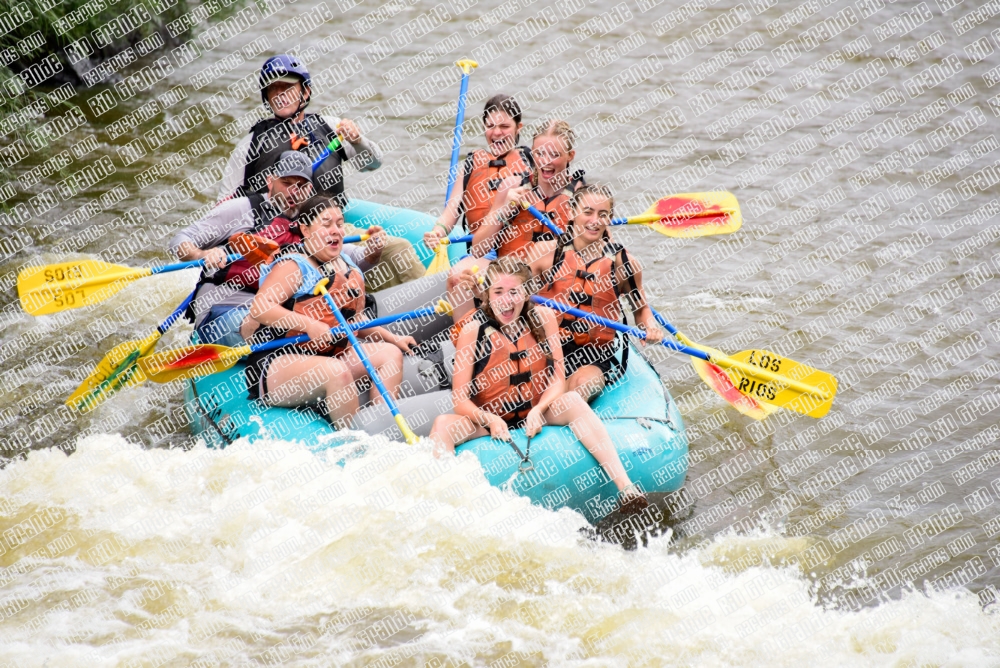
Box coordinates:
[195,305,249,347]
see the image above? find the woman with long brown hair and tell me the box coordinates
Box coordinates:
[530,184,665,401]
[430,256,648,513]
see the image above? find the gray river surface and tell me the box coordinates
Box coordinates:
[1,0,1000,664]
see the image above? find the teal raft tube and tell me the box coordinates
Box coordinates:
[184,201,688,524]
[343,199,468,267]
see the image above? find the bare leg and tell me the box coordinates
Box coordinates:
[429,413,488,457]
[340,341,404,406]
[567,366,606,402]
[446,256,490,324]
[543,392,633,491]
[264,354,358,429]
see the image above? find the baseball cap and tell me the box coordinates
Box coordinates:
[273,151,313,182]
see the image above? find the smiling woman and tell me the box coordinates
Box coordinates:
[241,194,416,428]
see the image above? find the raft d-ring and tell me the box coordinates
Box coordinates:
[518,459,534,474]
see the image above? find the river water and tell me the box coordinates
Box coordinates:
[2,0,1000,664]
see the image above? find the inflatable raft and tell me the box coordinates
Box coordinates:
[183,201,689,524]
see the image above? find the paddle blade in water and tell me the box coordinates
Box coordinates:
[641,192,742,237]
[18,260,150,315]
[424,243,452,276]
[66,333,162,412]
[691,358,778,421]
[138,345,246,383]
[717,349,837,419]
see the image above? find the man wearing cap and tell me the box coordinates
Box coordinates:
[215,54,423,289]
[171,151,389,347]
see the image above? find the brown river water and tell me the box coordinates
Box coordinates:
[1,0,999,664]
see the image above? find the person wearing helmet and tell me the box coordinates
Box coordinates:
[216,55,424,290]
[216,54,381,205]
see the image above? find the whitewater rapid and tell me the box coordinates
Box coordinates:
[0,435,996,667]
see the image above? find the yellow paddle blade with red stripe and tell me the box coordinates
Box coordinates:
[138,344,252,384]
[18,259,152,316]
[708,348,837,419]
[66,333,162,412]
[691,358,779,421]
[628,192,741,238]
[424,241,452,276]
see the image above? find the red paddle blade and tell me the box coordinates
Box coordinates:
[692,358,778,421]
[138,344,247,383]
[644,192,742,237]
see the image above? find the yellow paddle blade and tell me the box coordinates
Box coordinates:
[138,344,250,384]
[424,242,452,276]
[691,358,779,421]
[66,332,162,412]
[709,349,837,419]
[633,191,742,238]
[18,260,151,315]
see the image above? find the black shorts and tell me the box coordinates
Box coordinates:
[245,346,297,402]
[244,344,346,402]
[562,340,621,384]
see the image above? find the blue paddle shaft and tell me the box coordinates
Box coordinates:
[525,205,564,236]
[246,301,438,357]
[445,71,472,205]
[531,296,710,361]
[151,254,242,275]
[316,287,406,419]
[157,289,197,335]
[651,308,680,337]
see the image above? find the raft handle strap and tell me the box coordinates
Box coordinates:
[505,436,533,474]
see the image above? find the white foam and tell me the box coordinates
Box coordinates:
[0,435,997,666]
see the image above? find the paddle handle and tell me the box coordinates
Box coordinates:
[151,254,243,275]
[525,205,564,236]
[531,296,710,361]
[342,234,371,244]
[314,279,418,444]
[312,136,344,171]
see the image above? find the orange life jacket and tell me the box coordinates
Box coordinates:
[462,146,534,234]
[470,316,553,428]
[262,245,367,356]
[539,239,637,348]
[495,171,584,262]
[449,308,480,349]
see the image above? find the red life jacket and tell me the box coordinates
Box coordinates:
[495,171,584,262]
[260,245,367,356]
[539,239,637,348]
[210,193,302,292]
[461,146,534,234]
[469,316,553,428]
